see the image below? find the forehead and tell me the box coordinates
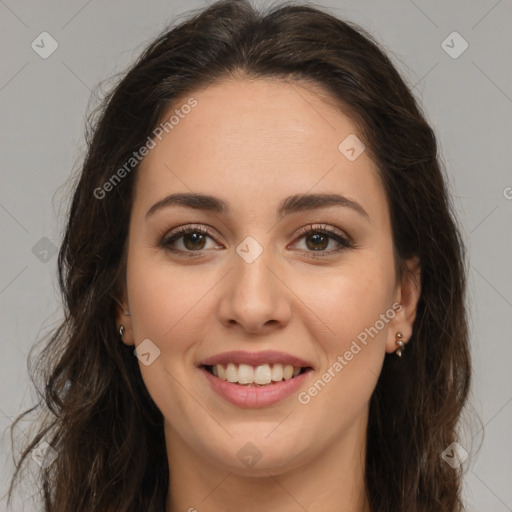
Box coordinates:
[133,78,387,222]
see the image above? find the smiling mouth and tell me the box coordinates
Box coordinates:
[202,363,312,387]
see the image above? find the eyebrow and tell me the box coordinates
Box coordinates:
[145,192,369,221]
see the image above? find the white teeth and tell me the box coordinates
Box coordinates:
[217,364,226,380]
[237,364,254,384]
[225,363,238,383]
[209,362,304,385]
[271,364,283,382]
[254,364,272,384]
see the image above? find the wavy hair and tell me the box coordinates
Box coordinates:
[8,1,472,510]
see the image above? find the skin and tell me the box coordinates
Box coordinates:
[116,77,421,512]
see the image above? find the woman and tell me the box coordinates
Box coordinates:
[9,0,471,510]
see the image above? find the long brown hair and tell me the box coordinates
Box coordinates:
[8,1,472,510]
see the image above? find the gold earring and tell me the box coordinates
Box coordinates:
[119,325,125,337]
[395,332,405,357]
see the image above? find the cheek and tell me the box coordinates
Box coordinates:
[125,252,212,415]
[126,248,220,365]
[296,253,395,346]
[292,255,395,408]
[129,263,192,337]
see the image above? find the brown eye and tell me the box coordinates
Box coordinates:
[293,224,353,257]
[160,225,219,255]
[181,232,207,250]
[304,232,330,251]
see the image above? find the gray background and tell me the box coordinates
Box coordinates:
[1,0,511,510]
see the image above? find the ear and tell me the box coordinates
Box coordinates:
[385,255,421,354]
[114,285,135,347]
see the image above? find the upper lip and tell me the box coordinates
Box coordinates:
[199,350,314,369]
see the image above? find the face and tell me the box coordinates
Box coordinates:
[117,78,420,476]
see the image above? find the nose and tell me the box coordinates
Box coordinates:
[217,244,292,335]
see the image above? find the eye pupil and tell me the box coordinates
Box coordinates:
[184,232,206,250]
[306,233,328,251]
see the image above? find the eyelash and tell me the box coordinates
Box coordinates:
[159,223,355,259]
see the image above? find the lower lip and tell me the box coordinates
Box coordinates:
[200,366,312,408]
